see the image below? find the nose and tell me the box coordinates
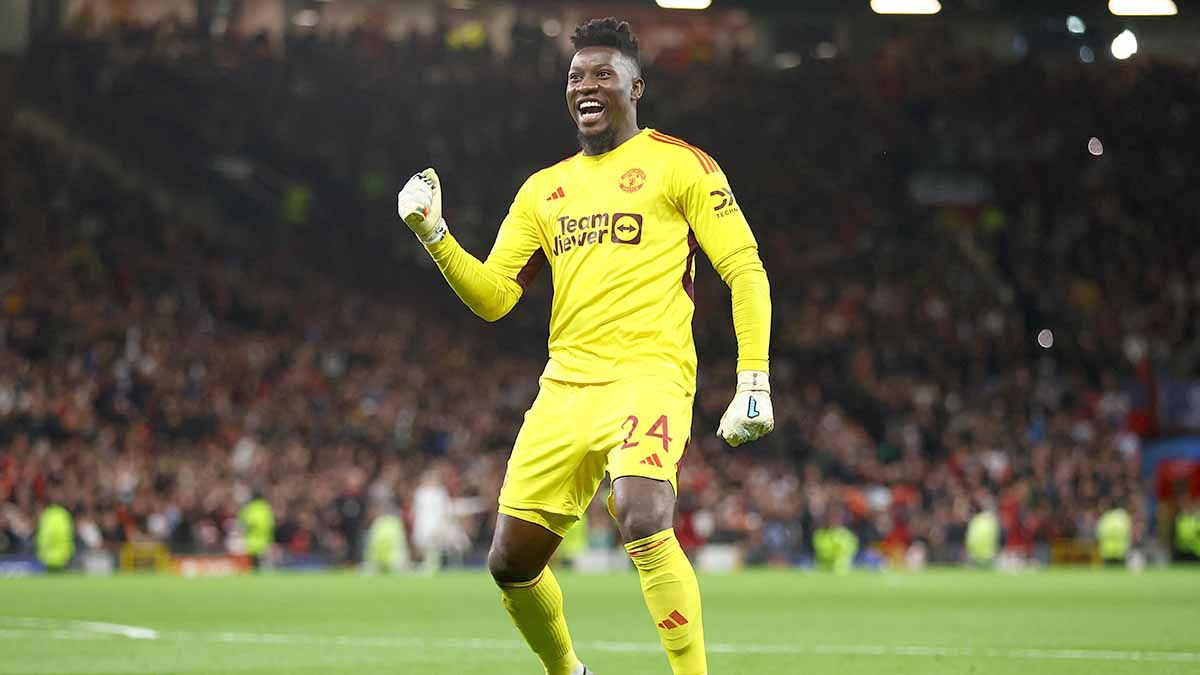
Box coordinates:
[574,76,600,94]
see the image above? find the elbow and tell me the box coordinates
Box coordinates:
[475,307,509,323]
[714,247,767,286]
[451,284,520,323]
[471,299,517,323]
[726,263,769,290]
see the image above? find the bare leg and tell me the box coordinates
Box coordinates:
[611,476,676,542]
[488,513,563,583]
[489,513,582,675]
[613,477,707,675]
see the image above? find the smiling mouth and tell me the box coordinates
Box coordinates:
[577,99,605,123]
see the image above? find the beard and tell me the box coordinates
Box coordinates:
[577,125,618,156]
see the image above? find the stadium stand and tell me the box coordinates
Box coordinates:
[2,15,1196,569]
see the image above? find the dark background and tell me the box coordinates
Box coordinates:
[1,0,1198,572]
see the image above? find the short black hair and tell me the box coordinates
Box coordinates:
[571,17,640,68]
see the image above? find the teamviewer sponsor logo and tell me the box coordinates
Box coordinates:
[552,212,643,255]
[610,213,643,245]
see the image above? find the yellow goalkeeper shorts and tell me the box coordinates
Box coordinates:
[498,376,694,537]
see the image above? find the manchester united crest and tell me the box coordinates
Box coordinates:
[619,168,647,193]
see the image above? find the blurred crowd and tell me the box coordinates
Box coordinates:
[2,14,1198,568]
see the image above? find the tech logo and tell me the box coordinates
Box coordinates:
[611,213,643,245]
[619,168,647,193]
[710,186,740,218]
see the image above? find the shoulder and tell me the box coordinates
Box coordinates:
[517,152,579,202]
[507,154,575,210]
[644,129,720,177]
[529,152,581,184]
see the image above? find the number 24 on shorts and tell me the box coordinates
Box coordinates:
[620,415,673,451]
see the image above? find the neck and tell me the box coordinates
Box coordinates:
[579,122,640,156]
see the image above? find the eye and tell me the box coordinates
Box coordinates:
[598,70,612,79]
[568,73,582,83]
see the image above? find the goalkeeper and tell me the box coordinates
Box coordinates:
[397,17,772,675]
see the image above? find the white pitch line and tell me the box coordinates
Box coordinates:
[0,628,109,642]
[2,618,1198,664]
[0,617,158,640]
[72,620,158,640]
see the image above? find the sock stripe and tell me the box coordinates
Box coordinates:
[624,528,676,557]
[626,538,671,558]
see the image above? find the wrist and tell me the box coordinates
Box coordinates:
[417,218,448,245]
[736,357,770,374]
[735,370,770,393]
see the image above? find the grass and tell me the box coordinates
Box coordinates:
[1,568,1198,674]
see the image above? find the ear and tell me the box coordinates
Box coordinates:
[631,76,645,103]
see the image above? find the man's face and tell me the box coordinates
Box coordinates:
[566,46,643,139]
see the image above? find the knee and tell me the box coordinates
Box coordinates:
[487,545,540,585]
[614,493,675,543]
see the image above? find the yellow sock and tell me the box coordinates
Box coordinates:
[498,566,581,675]
[625,528,707,675]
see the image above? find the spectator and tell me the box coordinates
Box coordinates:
[2,17,1192,569]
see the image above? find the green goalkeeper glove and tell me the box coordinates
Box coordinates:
[397,168,448,244]
[717,370,774,447]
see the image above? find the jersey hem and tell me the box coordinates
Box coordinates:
[539,363,696,395]
[498,499,582,518]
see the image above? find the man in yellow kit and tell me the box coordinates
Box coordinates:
[397,18,772,675]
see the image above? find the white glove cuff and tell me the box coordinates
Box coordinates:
[736,370,770,393]
[418,218,448,245]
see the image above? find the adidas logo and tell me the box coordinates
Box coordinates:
[638,453,663,468]
[657,610,689,630]
[545,186,566,201]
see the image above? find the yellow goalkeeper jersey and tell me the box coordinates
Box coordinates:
[426,128,770,393]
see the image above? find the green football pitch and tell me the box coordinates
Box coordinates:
[1,568,1198,674]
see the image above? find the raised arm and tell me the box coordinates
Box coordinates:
[398,169,545,322]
